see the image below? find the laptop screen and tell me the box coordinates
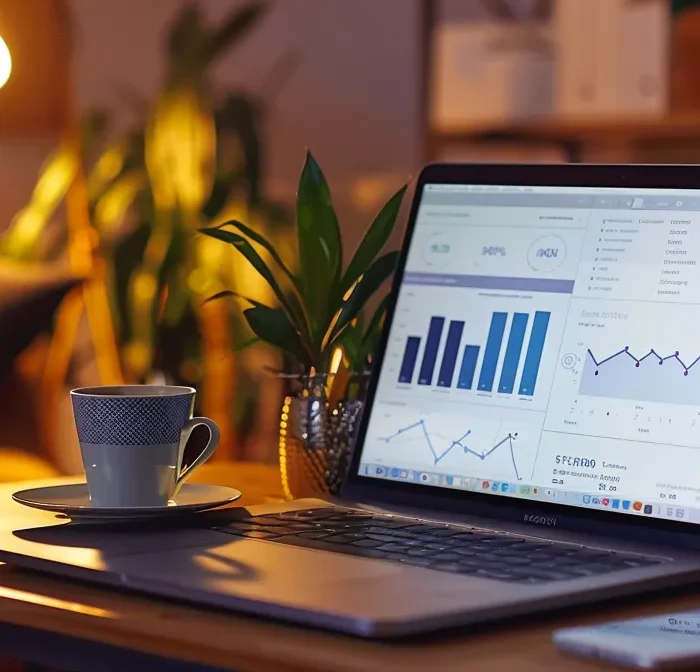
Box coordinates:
[358,183,700,524]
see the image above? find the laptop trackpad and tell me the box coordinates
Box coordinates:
[109,530,400,587]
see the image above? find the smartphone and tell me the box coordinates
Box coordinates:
[553,611,700,670]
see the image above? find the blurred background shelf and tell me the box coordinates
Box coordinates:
[427,114,700,163]
[423,0,700,164]
[432,114,700,143]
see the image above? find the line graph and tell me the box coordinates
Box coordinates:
[580,346,700,406]
[587,347,700,374]
[377,420,522,480]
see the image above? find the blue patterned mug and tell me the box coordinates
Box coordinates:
[70,385,220,508]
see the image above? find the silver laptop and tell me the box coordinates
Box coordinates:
[3,163,700,638]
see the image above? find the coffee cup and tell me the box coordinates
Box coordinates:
[70,385,220,508]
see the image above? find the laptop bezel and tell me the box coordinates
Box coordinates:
[344,162,700,546]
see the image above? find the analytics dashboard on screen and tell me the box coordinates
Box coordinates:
[358,184,700,524]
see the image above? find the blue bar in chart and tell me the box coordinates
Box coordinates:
[437,320,465,387]
[457,345,480,390]
[477,312,508,392]
[498,313,529,394]
[518,311,550,396]
[398,337,421,384]
[418,317,445,385]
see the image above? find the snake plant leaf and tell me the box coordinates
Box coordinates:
[361,293,390,348]
[327,251,399,347]
[296,150,342,332]
[338,320,362,374]
[217,219,299,291]
[198,226,300,326]
[339,184,406,300]
[205,290,311,364]
[357,294,390,367]
[202,289,237,304]
[202,2,267,67]
[243,303,309,365]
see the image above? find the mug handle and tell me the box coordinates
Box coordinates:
[176,417,221,486]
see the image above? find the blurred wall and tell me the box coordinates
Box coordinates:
[68,0,423,252]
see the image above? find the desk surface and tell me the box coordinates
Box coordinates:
[0,462,697,672]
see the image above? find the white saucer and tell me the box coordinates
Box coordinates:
[12,483,242,520]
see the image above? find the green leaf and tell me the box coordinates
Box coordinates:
[327,251,399,347]
[361,294,390,348]
[339,184,406,299]
[217,219,299,293]
[296,150,342,333]
[243,304,310,366]
[199,226,301,327]
[203,289,238,304]
[358,294,390,367]
[202,2,267,66]
[338,321,362,374]
[205,289,309,364]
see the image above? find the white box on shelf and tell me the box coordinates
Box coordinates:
[431,22,554,131]
[554,0,670,117]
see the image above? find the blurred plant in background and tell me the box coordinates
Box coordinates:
[0,1,293,461]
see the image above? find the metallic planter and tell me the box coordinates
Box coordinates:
[278,374,365,499]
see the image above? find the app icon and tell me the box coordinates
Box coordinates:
[582,494,591,504]
[667,507,674,517]
[501,482,510,493]
[676,508,685,518]
[612,499,620,509]
[400,470,408,479]
[375,466,385,476]
[508,484,517,493]
[491,482,499,492]
[592,496,600,504]
[633,501,643,511]
[520,485,531,495]
[391,468,400,478]
[445,475,454,486]
[602,498,610,506]
[533,487,539,494]
[420,473,431,483]
[622,500,631,510]
[482,480,490,489]
[643,504,653,514]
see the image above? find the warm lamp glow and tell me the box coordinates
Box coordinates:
[0,35,11,89]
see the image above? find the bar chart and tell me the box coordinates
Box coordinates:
[397,310,551,397]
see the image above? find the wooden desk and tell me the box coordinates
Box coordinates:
[0,462,698,671]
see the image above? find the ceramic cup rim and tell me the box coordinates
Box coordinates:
[71,385,195,398]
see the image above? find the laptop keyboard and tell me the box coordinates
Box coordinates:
[213,507,664,584]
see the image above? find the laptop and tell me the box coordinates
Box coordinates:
[2,163,700,638]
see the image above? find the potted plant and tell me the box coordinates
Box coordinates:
[200,151,407,496]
